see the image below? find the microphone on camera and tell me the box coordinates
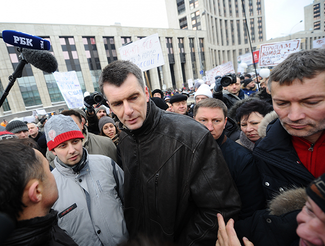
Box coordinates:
[1,30,51,50]
[21,49,58,73]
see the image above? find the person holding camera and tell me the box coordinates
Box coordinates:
[213,73,248,110]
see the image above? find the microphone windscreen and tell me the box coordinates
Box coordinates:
[2,30,51,50]
[22,49,58,73]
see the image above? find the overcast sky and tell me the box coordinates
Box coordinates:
[0,0,313,40]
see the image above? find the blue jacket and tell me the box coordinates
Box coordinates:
[253,119,315,201]
[217,133,265,219]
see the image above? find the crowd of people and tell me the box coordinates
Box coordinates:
[0,48,325,246]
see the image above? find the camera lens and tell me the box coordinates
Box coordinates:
[220,76,232,87]
[93,93,103,104]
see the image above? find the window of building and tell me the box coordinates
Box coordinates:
[250,18,255,42]
[220,19,224,45]
[314,20,321,30]
[189,38,197,78]
[225,20,229,45]
[166,37,175,64]
[249,0,254,16]
[237,20,241,44]
[314,3,320,20]
[245,48,249,53]
[121,37,132,45]
[218,0,222,16]
[6,43,42,107]
[243,19,248,44]
[223,0,227,16]
[199,38,205,71]
[59,36,86,93]
[179,16,188,29]
[177,0,186,14]
[178,38,186,64]
[256,0,262,15]
[191,10,201,30]
[230,20,235,45]
[213,0,216,15]
[0,79,10,111]
[83,36,101,92]
[258,17,263,42]
[189,0,199,10]
[103,37,117,64]
[229,0,232,16]
[235,0,239,17]
[215,18,219,45]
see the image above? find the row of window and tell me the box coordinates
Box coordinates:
[4,35,205,109]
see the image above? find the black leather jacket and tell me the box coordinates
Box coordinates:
[3,210,77,246]
[118,100,241,246]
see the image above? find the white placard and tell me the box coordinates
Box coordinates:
[259,39,301,67]
[313,38,325,49]
[187,79,194,89]
[206,62,235,83]
[53,71,84,109]
[119,33,165,71]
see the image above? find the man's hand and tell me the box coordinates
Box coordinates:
[216,213,254,246]
[214,78,223,93]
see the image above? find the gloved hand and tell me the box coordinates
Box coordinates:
[214,78,223,93]
[84,94,95,113]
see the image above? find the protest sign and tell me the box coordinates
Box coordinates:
[119,33,165,71]
[259,39,301,67]
[206,62,235,83]
[53,71,84,108]
[313,38,325,49]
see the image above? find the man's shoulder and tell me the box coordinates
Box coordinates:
[87,132,114,145]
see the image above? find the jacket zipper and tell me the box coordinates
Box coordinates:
[155,173,159,213]
[308,143,314,151]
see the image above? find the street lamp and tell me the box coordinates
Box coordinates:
[289,20,303,40]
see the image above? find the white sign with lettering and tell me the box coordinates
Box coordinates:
[119,33,165,71]
[53,71,84,108]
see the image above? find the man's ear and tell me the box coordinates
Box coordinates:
[145,86,150,102]
[224,117,228,129]
[28,180,42,203]
[51,150,57,156]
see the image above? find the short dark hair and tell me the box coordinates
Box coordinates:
[193,98,228,118]
[235,99,273,124]
[61,109,82,123]
[99,60,145,94]
[268,49,325,92]
[0,139,44,221]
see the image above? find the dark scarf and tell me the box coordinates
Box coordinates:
[57,147,88,173]
[3,210,57,246]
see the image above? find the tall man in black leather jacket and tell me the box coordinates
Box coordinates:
[99,60,241,246]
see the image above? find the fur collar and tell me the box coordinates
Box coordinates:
[258,111,278,138]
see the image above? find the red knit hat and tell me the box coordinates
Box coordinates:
[44,115,84,150]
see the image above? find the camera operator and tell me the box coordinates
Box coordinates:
[213,73,248,110]
[84,91,109,135]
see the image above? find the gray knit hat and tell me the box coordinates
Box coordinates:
[73,108,87,122]
[44,115,84,150]
[98,116,115,132]
[95,105,107,114]
[6,120,28,134]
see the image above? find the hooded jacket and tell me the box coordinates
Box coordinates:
[52,149,128,246]
[118,100,241,246]
[3,210,78,246]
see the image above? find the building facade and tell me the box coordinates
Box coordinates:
[166,0,267,69]
[0,23,207,120]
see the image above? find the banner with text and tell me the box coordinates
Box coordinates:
[259,39,301,67]
[313,38,325,49]
[53,71,84,109]
[206,62,235,83]
[119,33,165,71]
